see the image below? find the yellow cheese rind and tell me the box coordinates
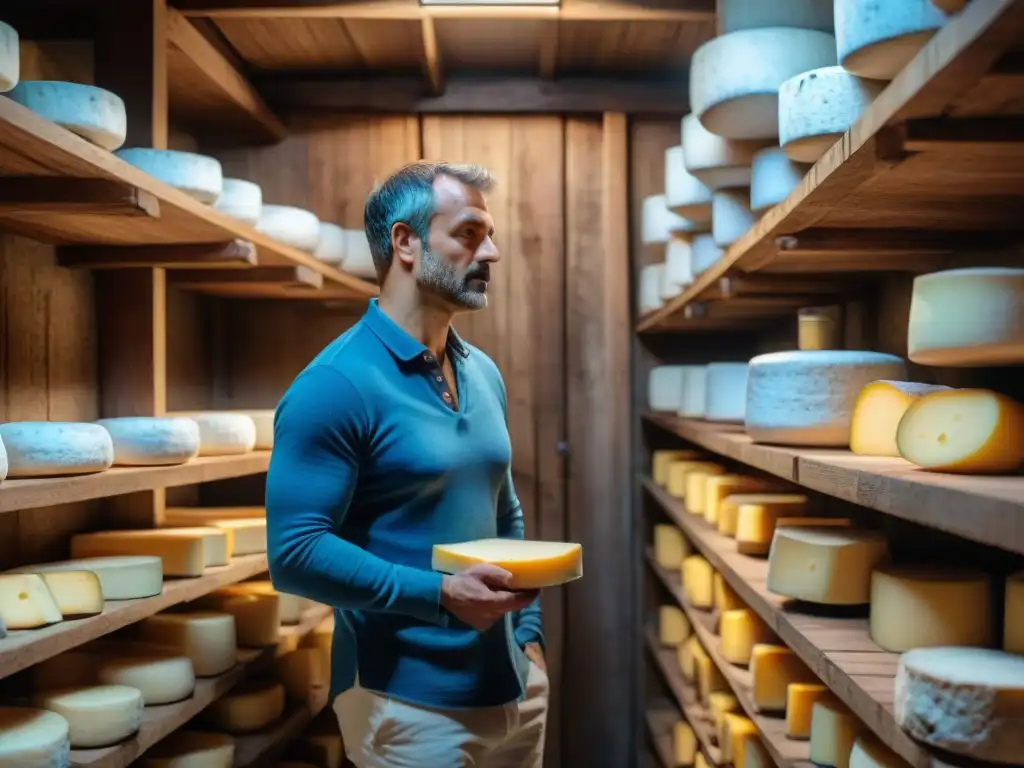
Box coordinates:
[194,591,280,647]
[137,611,238,677]
[430,538,582,589]
[750,643,816,713]
[653,450,702,486]
[654,524,688,569]
[739,512,850,557]
[694,641,727,704]
[34,684,143,749]
[673,721,696,765]
[682,556,714,609]
[896,388,1024,474]
[809,699,861,768]
[850,381,952,457]
[1004,571,1024,653]
[718,493,808,538]
[767,526,889,605]
[721,713,757,765]
[713,572,743,613]
[0,573,63,629]
[207,679,285,733]
[684,468,728,513]
[720,608,775,666]
[140,730,235,767]
[36,571,104,618]
[667,461,724,498]
[786,682,830,739]
[708,691,738,745]
[703,475,780,524]
[658,604,690,645]
[678,635,700,681]
[0,706,71,766]
[70,530,210,577]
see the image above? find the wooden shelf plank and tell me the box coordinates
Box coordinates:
[0,451,271,514]
[233,688,331,768]
[644,412,1024,555]
[646,707,681,768]
[636,0,1024,333]
[0,553,269,679]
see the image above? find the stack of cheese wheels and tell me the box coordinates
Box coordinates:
[166,411,257,456]
[712,189,757,248]
[704,363,749,422]
[0,422,114,477]
[661,238,694,301]
[8,81,127,150]
[0,706,71,765]
[665,146,712,224]
[849,380,951,457]
[139,730,235,767]
[778,66,886,162]
[750,147,809,214]
[95,416,201,466]
[680,113,767,191]
[648,365,686,412]
[679,365,709,418]
[431,538,583,589]
[690,233,723,277]
[767,525,889,604]
[0,21,19,93]
[639,264,665,313]
[836,0,947,80]
[344,229,377,278]
[745,350,906,446]
[116,148,224,204]
[717,0,834,33]
[256,205,321,253]
[314,222,347,265]
[213,178,262,225]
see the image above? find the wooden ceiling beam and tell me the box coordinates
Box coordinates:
[420,17,445,96]
[538,22,559,79]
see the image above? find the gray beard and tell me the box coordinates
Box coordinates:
[416,245,487,310]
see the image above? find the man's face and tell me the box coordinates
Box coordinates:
[416,175,499,311]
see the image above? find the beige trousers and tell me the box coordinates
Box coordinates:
[333,662,548,768]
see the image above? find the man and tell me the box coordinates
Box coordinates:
[266,162,548,768]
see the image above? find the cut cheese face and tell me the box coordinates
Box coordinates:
[115,148,223,204]
[137,611,238,677]
[8,81,126,151]
[10,555,163,600]
[849,381,952,457]
[869,566,992,652]
[658,604,690,645]
[665,145,713,223]
[703,475,777,525]
[786,682,830,739]
[36,571,103,618]
[653,524,688,570]
[276,648,329,701]
[652,450,702,486]
[431,538,582,589]
[738,511,849,557]
[1004,571,1024,653]
[705,363,750,423]
[849,736,912,768]
[206,679,286,733]
[682,556,714,609]
[809,699,861,768]
[195,590,280,647]
[0,573,63,629]
[672,721,697,765]
[314,222,347,265]
[95,417,200,466]
[71,529,223,575]
[835,0,946,80]
[720,608,775,666]
[666,460,723,499]
[717,493,808,538]
[894,647,1024,763]
[0,421,114,477]
[256,205,321,253]
[0,21,18,94]
[750,643,817,712]
[767,526,888,605]
[750,147,808,214]
[97,653,196,705]
[34,684,142,749]
[680,113,766,191]
[166,412,257,456]
[685,469,729,515]
[139,730,235,768]
[896,388,1024,474]
[711,189,757,249]
[213,177,262,225]
[0,706,70,767]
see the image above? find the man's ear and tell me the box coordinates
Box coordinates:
[391,222,419,269]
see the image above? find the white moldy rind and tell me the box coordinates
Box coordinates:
[166,412,256,456]
[665,146,712,223]
[213,178,262,225]
[690,28,837,140]
[750,148,809,213]
[691,234,723,276]
[705,363,749,423]
[115,148,223,204]
[0,422,114,477]
[662,237,694,297]
[836,0,947,80]
[256,205,320,253]
[778,66,886,163]
[344,229,377,279]
[94,417,200,466]
[717,0,834,33]
[226,410,274,450]
[0,23,19,93]
[8,81,127,151]
[648,366,686,412]
[895,647,1024,763]
[745,350,906,446]
[679,366,708,418]
[681,114,766,191]
[639,264,665,313]
[712,189,758,248]
[0,706,70,768]
[314,222,347,265]
[643,194,695,246]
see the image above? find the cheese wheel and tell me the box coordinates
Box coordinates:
[895,647,1024,763]
[0,573,63,629]
[300,614,333,668]
[0,707,70,768]
[836,0,946,80]
[97,654,196,705]
[849,380,952,457]
[745,350,907,446]
[140,730,235,768]
[71,530,209,577]
[722,713,759,766]
[0,421,114,477]
[431,538,582,589]
[0,22,19,93]
[213,178,262,225]
[224,580,304,624]
[654,524,687,569]
[750,147,808,214]
[652,450,702,487]
[666,460,723,499]
[35,571,103,618]
[8,81,127,151]
[658,604,690,645]
[907,267,1024,366]
[94,417,200,466]
[714,572,743,614]
[721,608,775,666]
[682,555,714,608]
[34,685,142,748]
[137,611,237,677]
[683,467,727,515]
[314,222,347,265]
[694,642,727,703]
[703,474,777,524]
[642,194,694,246]
[896,388,1024,474]
[167,411,257,456]
[810,699,861,768]
[194,591,279,647]
[712,189,757,248]
[115,148,223,204]
[677,635,699,681]
[739,511,849,557]
[691,233,723,276]
[255,205,321,253]
[662,237,694,298]
[673,721,696,765]
[690,28,838,140]
[750,644,817,712]
[680,113,765,191]
[1004,571,1024,653]
[869,566,992,652]
[767,526,889,605]
[787,683,831,739]
[216,409,273,449]
[717,0,834,33]
[639,264,665,313]
[704,363,749,423]
[276,647,329,701]
[665,146,713,223]
[207,679,285,733]
[344,229,377,279]
[708,691,738,742]
[718,493,809,538]
[10,555,163,600]
[679,365,708,418]
[849,736,911,768]
[648,365,686,412]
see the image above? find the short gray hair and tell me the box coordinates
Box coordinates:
[364,162,495,281]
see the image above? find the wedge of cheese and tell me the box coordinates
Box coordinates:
[71,528,229,574]
[850,381,951,457]
[431,539,582,589]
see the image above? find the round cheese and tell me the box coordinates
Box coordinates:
[0,22,19,94]
[213,178,262,225]
[8,81,126,151]
[33,685,142,748]
[97,654,196,705]
[0,707,70,768]
[0,573,63,629]
[219,409,273,450]
[704,362,749,422]
[659,263,683,303]
[275,647,329,701]
[665,146,712,223]
[223,580,304,624]
[690,28,838,140]
[869,566,992,652]
[712,189,757,248]
[167,412,256,456]
[836,0,946,80]
[662,238,694,298]
[648,365,686,412]
[681,114,766,191]
[691,233,723,276]
[642,194,695,245]
[207,679,285,733]
[779,66,886,163]
[115,148,223,204]
[745,350,907,446]
[718,0,834,33]
[344,229,377,279]
[314,222,347,265]
[679,366,708,418]
[94,417,200,466]
[718,493,809,538]
[894,647,1024,763]
[256,205,320,253]
[720,608,774,665]
[195,591,279,647]
[639,264,665,313]
[849,380,952,457]
[137,611,238,677]
[0,421,113,477]
[907,267,1024,366]
[10,555,163,600]
[809,699,861,767]
[750,147,808,214]
[140,730,235,768]
[849,736,909,768]
[767,526,889,604]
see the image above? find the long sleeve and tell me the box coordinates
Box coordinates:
[266,364,447,626]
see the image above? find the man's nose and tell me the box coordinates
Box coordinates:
[476,236,500,264]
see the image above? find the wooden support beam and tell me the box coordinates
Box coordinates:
[901,116,1024,153]
[60,240,258,269]
[774,228,991,256]
[709,274,847,300]
[420,17,444,96]
[169,265,324,289]
[0,178,160,218]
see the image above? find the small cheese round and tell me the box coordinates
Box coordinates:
[649,365,686,412]
[115,148,223,204]
[7,81,127,151]
[167,412,257,456]
[704,363,749,423]
[691,233,723,276]
[639,264,665,313]
[750,147,809,214]
[0,421,114,477]
[907,267,1024,366]
[140,730,235,768]
[779,66,886,163]
[195,591,280,647]
[314,222,347,265]
[745,350,907,446]
[137,611,238,677]
[97,654,196,705]
[690,28,837,140]
[0,573,63,629]
[219,409,273,450]
[33,685,142,748]
[679,365,708,418]
[835,0,947,80]
[665,146,712,223]
[206,679,285,733]
[894,647,1024,763]
[222,580,304,624]
[256,205,320,253]
[767,526,889,604]
[717,0,834,33]
[681,114,766,191]
[94,417,200,466]
[0,707,70,768]
[344,229,377,278]
[712,189,757,248]
[213,178,262,225]
[643,194,696,245]
[869,566,992,652]
[662,238,693,299]
[10,555,163,600]
[0,22,19,94]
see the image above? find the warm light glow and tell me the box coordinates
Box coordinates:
[420,0,559,5]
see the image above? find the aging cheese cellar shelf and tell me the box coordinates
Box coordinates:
[233,687,331,768]
[644,412,1024,555]
[638,0,1024,333]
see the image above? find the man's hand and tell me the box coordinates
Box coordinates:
[524,641,546,672]
[440,564,539,631]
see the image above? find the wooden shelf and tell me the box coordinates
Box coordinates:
[645,412,1024,555]
[0,98,376,300]
[233,687,331,768]
[637,0,1024,332]
[0,553,268,679]
[647,707,681,768]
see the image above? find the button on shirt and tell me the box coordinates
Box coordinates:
[265,299,543,708]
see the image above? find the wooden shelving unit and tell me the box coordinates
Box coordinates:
[233,687,331,768]
[645,707,680,768]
